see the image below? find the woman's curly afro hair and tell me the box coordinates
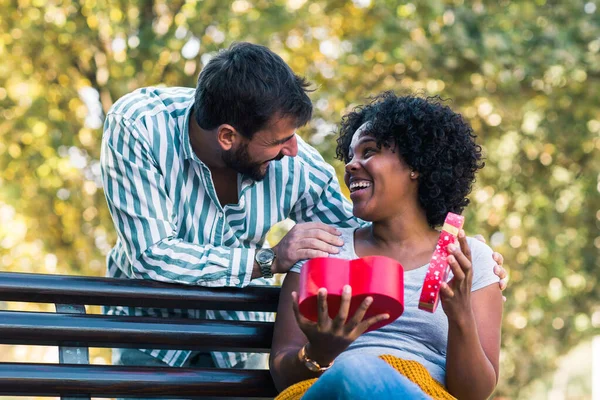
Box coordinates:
[336,92,484,228]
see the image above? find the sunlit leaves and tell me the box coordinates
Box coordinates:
[0,0,598,396]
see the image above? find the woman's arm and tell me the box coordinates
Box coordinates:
[441,231,503,400]
[270,272,322,392]
[445,285,502,399]
[270,272,389,392]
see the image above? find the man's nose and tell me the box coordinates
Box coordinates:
[281,135,298,157]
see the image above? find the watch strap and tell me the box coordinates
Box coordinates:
[259,261,273,278]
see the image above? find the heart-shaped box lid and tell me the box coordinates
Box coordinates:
[298,256,404,333]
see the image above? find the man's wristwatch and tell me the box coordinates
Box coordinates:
[255,248,276,278]
[298,344,334,372]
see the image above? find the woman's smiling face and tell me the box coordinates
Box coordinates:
[343,123,418,221]
[336,93,485,228]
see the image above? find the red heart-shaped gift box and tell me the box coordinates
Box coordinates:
[298,256,404,333]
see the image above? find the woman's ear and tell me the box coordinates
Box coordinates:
[410,170,419,179]
[216,124,239,151]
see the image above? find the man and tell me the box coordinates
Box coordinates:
[100,42,507,370]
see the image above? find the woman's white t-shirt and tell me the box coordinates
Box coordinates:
[290,226,499,384]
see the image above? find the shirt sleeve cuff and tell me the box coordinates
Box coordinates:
[471,275,500,292]
[231,247,256,287]
[289,259,306,274]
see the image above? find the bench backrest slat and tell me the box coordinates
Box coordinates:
[0,363,278,398]
[0,310,273,352]
[0,272,280,311]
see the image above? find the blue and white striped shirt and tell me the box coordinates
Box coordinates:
[100,86,357,368]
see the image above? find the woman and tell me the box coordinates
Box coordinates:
[270,93,503,400]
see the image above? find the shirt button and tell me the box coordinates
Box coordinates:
[218,212,223,217]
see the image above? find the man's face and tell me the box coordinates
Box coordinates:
[222,115,299,181]
[222,141,272,181]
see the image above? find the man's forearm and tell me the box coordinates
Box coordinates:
[131,238,256,287]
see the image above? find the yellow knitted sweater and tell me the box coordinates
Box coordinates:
[275,355,456,400]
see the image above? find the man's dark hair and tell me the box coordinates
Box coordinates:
[194,42,313,138]
[336,92,485,228]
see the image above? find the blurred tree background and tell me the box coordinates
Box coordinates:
[0,0,598,398]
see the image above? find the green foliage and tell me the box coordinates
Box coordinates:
[0,0,598,397]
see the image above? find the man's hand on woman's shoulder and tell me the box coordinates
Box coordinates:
[272,222,344,274]
[474,234,509,301]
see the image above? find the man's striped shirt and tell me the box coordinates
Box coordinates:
[100,86,357,368]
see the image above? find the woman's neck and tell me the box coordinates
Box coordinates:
[370,214,436,249]
[356,208,439,269]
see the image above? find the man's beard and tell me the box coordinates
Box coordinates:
[222,143,278,182]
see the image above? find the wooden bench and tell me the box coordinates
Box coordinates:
[0,271,281,399]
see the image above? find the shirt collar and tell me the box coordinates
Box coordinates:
[180,99,196,160]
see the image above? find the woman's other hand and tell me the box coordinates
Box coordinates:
[440,229,475,324]
[290,285,389,366]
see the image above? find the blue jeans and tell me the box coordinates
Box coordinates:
[301,354,431,400]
